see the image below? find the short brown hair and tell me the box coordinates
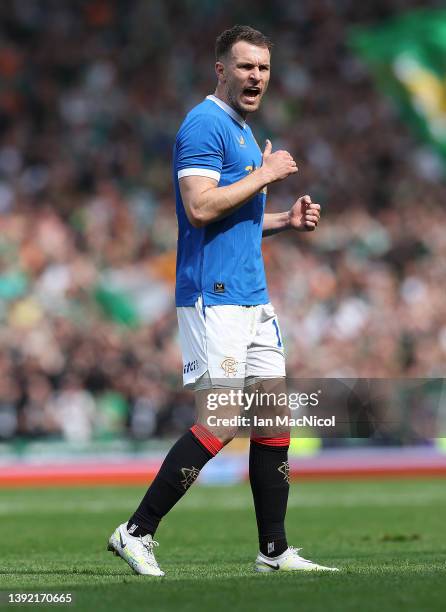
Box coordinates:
[215,25,273,60]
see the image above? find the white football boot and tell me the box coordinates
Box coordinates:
[255,547,339,572]
[107,523,164,576]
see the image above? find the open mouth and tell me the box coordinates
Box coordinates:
[242,86,261,102]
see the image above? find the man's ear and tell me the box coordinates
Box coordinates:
[215,61,226,84]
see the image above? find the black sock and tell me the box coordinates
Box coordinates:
[249,440,289,557]
[128,430,214,537]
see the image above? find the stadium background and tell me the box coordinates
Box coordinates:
[0,0,445,471]
[0,0,446,610]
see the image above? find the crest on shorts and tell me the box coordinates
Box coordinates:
[180,466,200,490]
[278,461,290,483]
[221,357,237,377]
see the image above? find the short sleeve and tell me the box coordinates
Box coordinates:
[176,114,224,182]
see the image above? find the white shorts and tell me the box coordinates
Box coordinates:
[177,297,286,389]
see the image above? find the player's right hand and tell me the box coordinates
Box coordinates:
[261,139,298,183]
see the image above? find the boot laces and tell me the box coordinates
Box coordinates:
[140,536,159,565]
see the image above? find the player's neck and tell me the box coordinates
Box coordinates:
[213,88,248,121]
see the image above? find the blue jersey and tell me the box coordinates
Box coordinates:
[173,95,269,307]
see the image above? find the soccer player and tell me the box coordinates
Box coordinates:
[108,25,338,575]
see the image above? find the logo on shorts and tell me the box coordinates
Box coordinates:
[278,461,290,483]
[221,357,238,377]
[180,466,200,490]
[183,359,199,374]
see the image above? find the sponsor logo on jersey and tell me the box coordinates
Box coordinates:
[238,135,246,147]
[221,357,238,377]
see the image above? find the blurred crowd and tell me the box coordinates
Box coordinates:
[0,0,445,442]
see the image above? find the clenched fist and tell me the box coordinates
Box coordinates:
[288,194,321,232]
[261,139,298,183]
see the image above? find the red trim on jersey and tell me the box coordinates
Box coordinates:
[251,435,290,447]
[190,424,224,456]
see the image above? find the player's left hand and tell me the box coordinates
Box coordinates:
[288,195,321,232]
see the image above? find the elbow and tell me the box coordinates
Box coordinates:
[189,214,205,229]
[187,205,208,228]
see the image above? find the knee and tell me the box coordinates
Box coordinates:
[190,422,237,453]
[215,427,238,446]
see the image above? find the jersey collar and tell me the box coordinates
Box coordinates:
[206,95,246,129]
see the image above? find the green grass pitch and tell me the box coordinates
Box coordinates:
[0,479,445,611]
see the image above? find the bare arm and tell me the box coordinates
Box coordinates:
[179,140,298,228]
[262,211,291,237]
[179,169,269,228]
[263,195,321,237]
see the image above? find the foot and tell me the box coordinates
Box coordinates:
[255,546,339,572]
[107,523,165,576]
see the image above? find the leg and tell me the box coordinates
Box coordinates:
[248,376,290,558]
[108,299,249,575]
[243,303,289,556]
[246,305,338,570]
[129,383,241,536]
[107,381,242,576]
[247,376,339,572]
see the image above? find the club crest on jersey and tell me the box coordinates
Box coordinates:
[180,466,200,490]
[278,461,290,483]
[221,357,238,377]
[237,134,246,147]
